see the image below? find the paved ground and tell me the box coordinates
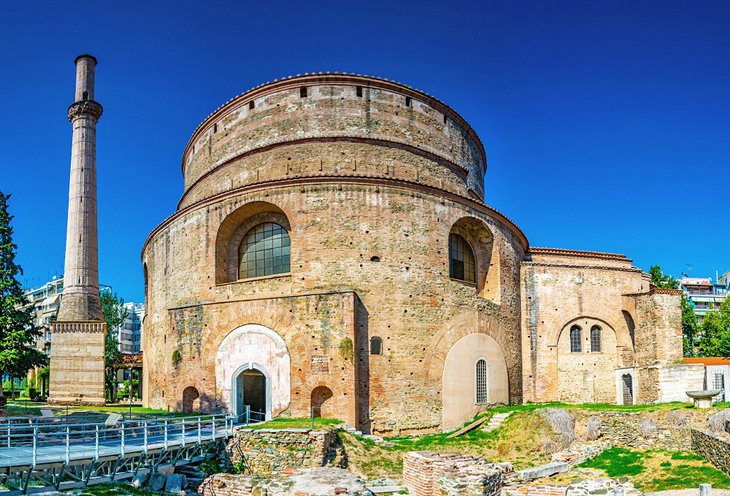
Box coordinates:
[647,490,730,496]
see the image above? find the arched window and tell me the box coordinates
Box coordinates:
[238,222,290,279]
[449,233,476,284]
[590,325,601,352]
[370,336,383,355]
[475,359,488,405]
[570,325,582,352]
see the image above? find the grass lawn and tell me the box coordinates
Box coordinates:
[244,417,343,430]
[1,401,197,418]
[342,411,562,479]
[76,482,154,496]
[567,447,730,492]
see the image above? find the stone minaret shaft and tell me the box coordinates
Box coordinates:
[58,55,104,321]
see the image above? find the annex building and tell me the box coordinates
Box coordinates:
[142,74,702,433]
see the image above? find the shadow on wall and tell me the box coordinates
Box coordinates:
[355,296,371,433]
[173,386,221,415]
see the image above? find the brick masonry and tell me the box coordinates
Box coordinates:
[142,74,689,433]
[402,451,502,496]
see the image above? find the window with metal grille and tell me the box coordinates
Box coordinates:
[715,373,724,391]
[475,359,488,405]
[590,326,601,352]
[238,222,291,279]
[370,336,383,355]
[570,325,582,352]
[449,234,476,284]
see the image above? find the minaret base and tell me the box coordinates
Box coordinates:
[47,321,107,406]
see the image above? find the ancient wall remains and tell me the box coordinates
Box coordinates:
[226,428,339,475]
[403,451,502,496]
[691,429,730,475]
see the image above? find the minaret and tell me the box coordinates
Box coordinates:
[48,55,107,406]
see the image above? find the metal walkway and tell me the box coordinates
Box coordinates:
[0,414,234,495]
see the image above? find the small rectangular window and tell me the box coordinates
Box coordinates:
[405,96,412,107]
[356,86,363,97]
[213,123,218,133]
[300,87,307,98]
[249,101,255,110]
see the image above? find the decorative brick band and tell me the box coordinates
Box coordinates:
[179,136,471,208]
[528,247,630,261]
[50,321,106,333]
[144,176,530,256]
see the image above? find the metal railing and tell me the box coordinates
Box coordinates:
[238,406,266,426]
[0,414,234,468]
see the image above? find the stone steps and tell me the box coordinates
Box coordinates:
[484,412,512,432]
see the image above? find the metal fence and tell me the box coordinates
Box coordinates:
[0,414,234,469]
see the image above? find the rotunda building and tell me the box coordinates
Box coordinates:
[142,73,528,432]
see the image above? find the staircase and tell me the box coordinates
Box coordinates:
[484,412,512,432]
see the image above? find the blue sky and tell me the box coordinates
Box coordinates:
[1,1,728,302]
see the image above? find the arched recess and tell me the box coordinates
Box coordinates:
[442,333,508,431]
[182,386,200,413]
[214,201,292,284]
[311,386,334,418]
[556,317,619,404]
[215,323,291,420]
[449,217,500,303]
[622,311,636,350]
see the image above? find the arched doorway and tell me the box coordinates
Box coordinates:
[215,324,291,422]
[182,386,199,413]
[311,386,333,417]
[235,368,267,422]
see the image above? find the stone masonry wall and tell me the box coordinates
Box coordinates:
[403,451,502,496]
[691,429,730,475]
[227,428,338,475]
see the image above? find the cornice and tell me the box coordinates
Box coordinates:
[181,73,488,175]
[527,247,631,262]
[67,100,103,122]
[142,176,529,257]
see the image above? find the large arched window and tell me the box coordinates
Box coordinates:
[570,325,582,353]
[590,325,602,352]
[475,359,489,405]
[449,233,476,284]
[238,222,290,279]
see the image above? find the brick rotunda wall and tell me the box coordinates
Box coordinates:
[142,74,528,434]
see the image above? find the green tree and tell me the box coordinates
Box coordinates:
[681,294,698,356]
[101,291,128,402]
[0,192,47,406]
[649,265,680,289]
[699,297,730,357]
